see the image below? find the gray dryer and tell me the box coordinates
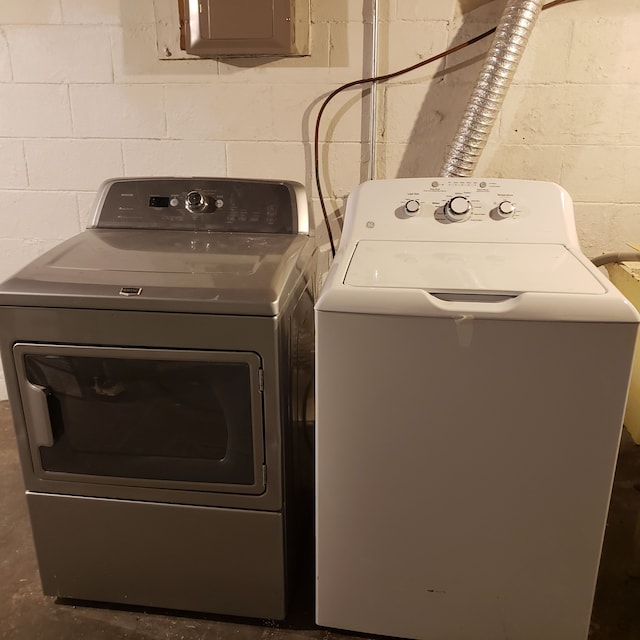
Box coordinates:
[0,177,317,620]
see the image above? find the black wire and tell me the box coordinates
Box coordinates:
[314,0,571,257]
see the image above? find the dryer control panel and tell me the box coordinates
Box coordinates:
[90,177,309,234]
[340,178,579,249]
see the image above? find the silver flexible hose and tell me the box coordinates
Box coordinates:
[441,0,544,177]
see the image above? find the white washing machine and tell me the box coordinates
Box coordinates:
[315,178,639,640]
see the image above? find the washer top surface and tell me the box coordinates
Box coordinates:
[344,241,605,295]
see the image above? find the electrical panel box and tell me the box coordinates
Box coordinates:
[183,0,309,57]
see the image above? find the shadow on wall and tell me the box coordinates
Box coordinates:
[390,0,504,178]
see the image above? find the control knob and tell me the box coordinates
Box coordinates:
[404,199,421,216]
[444,196,472,222]
[496,200,516,218]
[185,190,208,213]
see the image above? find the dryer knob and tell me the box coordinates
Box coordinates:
[185,190,207,213]
[444,196,472,222]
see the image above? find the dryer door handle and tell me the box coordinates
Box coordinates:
[23,382,54,447]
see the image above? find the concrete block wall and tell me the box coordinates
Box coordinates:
[0,0,638,397]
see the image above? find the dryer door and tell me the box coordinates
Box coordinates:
[13,343,266,495]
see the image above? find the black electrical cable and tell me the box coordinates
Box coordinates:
[314,0,571,257]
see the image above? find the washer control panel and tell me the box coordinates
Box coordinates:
[344,178,578,246]
[92,177,307,233]
[398,179,524,225]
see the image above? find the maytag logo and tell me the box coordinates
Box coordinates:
[119,287,143,297]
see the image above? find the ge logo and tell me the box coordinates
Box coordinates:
[366,221,375,228]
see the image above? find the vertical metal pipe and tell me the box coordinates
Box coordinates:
[441,0,544,177]
[368,0,379,181]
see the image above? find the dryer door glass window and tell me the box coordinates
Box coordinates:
[15,345,265,494]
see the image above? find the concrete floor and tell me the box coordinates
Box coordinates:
[1,399,640,640]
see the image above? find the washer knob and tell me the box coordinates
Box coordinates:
[404,199,421,216]
[444,196,472,222]
[185,190,207,213]
[497,200,516,217]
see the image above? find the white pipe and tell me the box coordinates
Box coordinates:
[368,0,379,181]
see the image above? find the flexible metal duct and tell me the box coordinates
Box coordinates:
[441,0,544,177]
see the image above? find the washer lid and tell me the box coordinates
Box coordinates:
[0,229,315,316]
[344,241,605,295]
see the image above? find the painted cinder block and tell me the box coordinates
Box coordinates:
[0,30,12,82]
[76,192,98,229]
[226,142,307,185]
[620,85,640,145]
[397,0,453,21]
[511,18,571,85]
[165,83,275,141]
[321,141,368,198]
[568,15,640,84]
[312,0,375,23]
[314,86,366,145]
[0,85,72,137]
[60,0,155,25]
[378,19,449,77]
[0,1,62,25]
[24,139,123,191]
[562,146,640,204]
[327,22,367,84]
[6,25,113,83]
[0,191,80,239]
[501,84,628,146]
[0,141,28,188]
[123,140,227,177]
[270,84,334,143]
[573,203,615,258]
[474,143,564,184]
[381,82,458,145]
[70,84,166,138]
[500,85,575,146]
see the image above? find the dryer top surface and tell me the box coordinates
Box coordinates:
[0,229,315,316]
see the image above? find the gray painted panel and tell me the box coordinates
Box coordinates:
[28,492,286,619]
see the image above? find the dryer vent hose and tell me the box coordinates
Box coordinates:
[441,0,544,177]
